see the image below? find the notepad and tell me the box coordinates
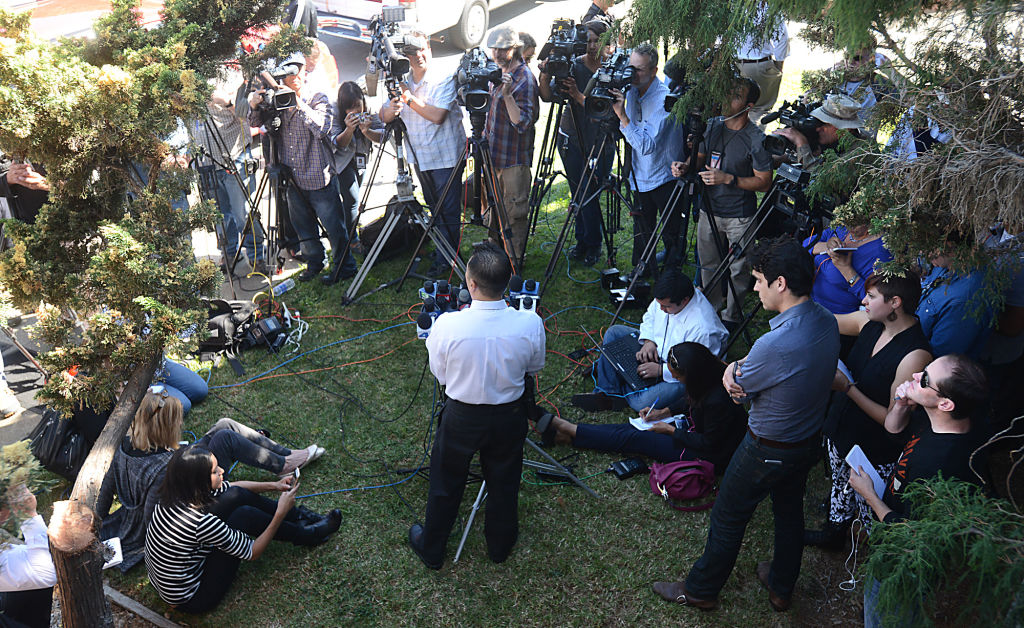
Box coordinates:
[629,415,684,431]
[845,445,885,499]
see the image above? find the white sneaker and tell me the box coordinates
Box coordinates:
[0,381,22,418]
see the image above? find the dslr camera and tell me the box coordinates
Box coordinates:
[762,98,824,161]
[456,47,502,115]
[585,50,634,120]
[365,6,413,98]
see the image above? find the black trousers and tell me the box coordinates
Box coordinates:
[175,487,312,614]
[632,179,684,270]
[0,587,53,628]
[422,398,528,564]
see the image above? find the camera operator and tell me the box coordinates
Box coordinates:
[408,242,546,569]
[247,54,358,284]
[190,74,268,276]
[484,27,539,262]
[610,43,687,274]
[378,32,467,277]
[538,18,612,266]
[771,95,864,169]
[0,156,48,225]
[673,78,772,328]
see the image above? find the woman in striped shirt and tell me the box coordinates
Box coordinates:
[145,445,341,613]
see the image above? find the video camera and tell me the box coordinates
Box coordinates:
[249,59,301,128]
[365,6,414,99]
[456,47,502,115]
[538,19,588,81]
[585,50,633,120]
[662,57,688,113]
[762,98,824,161]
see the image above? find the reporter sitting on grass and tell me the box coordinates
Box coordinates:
[145,446,342,613]
[542,342,747,472]
[97,389,326,572]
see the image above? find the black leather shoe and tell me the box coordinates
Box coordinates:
[651,581,717,610]
[297,264,324,281]
[568,245,587,261]
[756,561,792,612]
[582,251,600,267]
[408,524,442,570]
[804,520,850,550]
[294,505,325,525]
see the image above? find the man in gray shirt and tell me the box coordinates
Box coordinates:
[653,236,839,613]
[674,78,772,327]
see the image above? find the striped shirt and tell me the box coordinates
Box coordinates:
[190,102,250,169]
[248,92,336,190]
[400,70,466,172]
[144,483,253,606]
[484,61,537,169]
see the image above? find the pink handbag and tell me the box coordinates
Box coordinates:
[648,459,716,512]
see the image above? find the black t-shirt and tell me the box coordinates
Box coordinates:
[824,321,931,462]
[882,410,979,522]
[556,57,599,140]
[670,386,748,472]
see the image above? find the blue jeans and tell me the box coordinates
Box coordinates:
[684,432,820,599]
[286,177,357,274]
[216,163,264,263]
[335,161,361,238]
[196,418,291,475]
[419,164,466,265]
[863,577,920,627]
[559,134,613,251]
[155,358,208,415]
[594,325,687,412]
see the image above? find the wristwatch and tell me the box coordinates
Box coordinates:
[847,274,860,286]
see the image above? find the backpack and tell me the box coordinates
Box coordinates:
[648,459,716,512]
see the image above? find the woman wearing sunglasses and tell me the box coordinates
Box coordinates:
[539,342,747,472]
[805,271,932,548]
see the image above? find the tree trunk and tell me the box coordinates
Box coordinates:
[48,353,162,628]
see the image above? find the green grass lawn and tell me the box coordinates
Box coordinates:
[98,58,870,626]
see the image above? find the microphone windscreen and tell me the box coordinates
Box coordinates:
[423,280,434,293]
[423,296,435,311]
[416,312,432,329]
[437,280,450,293]
[508,275,523,292]
[458,288,471,304]
[521,296,533,309]
[524,279,536,292]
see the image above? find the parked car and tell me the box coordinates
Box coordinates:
[314,0,517,50]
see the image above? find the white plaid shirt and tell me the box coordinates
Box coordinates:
[400,70,466,172]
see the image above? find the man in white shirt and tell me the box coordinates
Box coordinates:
[572,270,728,413]
[735,7,789,127]
[409,242,546,569]
[380,31,468,276]
[1,485,57,628]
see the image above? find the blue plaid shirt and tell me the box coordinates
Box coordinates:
[484,62,537,169]
[249,91,335,190]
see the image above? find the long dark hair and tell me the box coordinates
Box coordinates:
[158,445,217,509]
[337,81,366,128]
[667,342,726,406]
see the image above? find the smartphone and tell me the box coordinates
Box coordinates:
[292,467,300,481]
[831,247,858,253]
[709,151,722,169]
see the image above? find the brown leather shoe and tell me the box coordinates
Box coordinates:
[756,561,792,612]
[651,581,717,611]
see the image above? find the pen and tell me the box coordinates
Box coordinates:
[643,396,660,421]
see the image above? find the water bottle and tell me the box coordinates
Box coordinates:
[272,278,296,296]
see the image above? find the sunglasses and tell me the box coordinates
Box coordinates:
[920,369,942,395]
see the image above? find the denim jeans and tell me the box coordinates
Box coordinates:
[196,418,291,475]
[419,164,466,265]
[215,163,264,263]
[155,358,208,415]
[594,325,687,413]
[335,161,361,237]
[685,432,820,599]
[558,134,612,251]
[863,576,920,627]
[286,177,357,274]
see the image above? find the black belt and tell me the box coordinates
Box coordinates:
[737,56,772,64]
[747,426,820,450]
[448,397,523,412]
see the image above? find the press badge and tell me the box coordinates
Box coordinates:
[355,154,366,170]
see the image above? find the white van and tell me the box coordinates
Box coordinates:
[314,0,518,50]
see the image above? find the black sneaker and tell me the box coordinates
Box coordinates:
[568,245,587,261]
[583,250,600,267]
[297,263,324,281]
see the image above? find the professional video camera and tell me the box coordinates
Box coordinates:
[585,50,634,120]
[662,57,689,113]
[248,59,301,129]
[762,98,824,160]
[538,19,588,81]
[456,47,502,115]
[365,6,413,98]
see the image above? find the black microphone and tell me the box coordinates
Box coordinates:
[509,275,524,292]
[416,312,433,338]
[524,279,537,292]
[761,110,782,125]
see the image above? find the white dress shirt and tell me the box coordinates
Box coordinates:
[638,290,729,382]
[735,10,790,61]
[0,515,57,592]
[426,299,546,405]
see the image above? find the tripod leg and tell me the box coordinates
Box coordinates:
[453,481,487,564]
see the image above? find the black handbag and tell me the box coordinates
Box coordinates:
[28,407,90,480]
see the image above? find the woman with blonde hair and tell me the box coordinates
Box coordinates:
[97,388,326,571]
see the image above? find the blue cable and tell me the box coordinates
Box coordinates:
[208,321,415,390]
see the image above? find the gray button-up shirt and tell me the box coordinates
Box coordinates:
[737,300,839,442]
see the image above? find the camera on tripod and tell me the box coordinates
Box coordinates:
[585,50,634,120]
[456,48,502,115]
[538,19,588,103]
[365,6,414,98]
[762,98,824,161]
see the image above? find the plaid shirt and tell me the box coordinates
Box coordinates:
[190,102,249,169]
[485,61,537,169]
[249,91,335,190]
[400,70,466,172]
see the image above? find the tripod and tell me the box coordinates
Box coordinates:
[700,165,826,351]
[526,99,577,237]
[336,111,467,302]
